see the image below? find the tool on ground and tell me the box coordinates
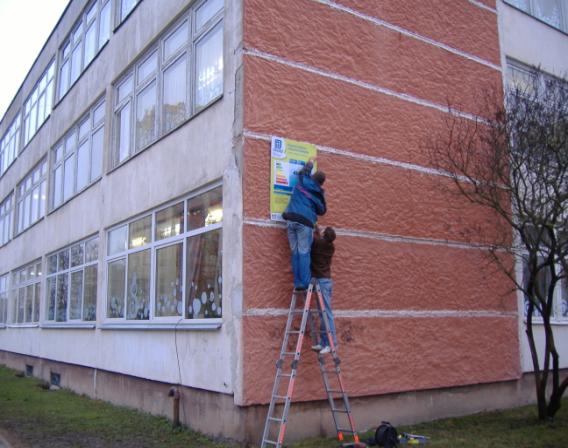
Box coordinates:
[260,280,362,447]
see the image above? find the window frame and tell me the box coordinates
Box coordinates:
[115,0,142,27]
[0,193,14,247]
[57,0,111,101]
[103,183,223,330]
[111,0,223,169]
[23,61,55,147]
[0,273,8,327]
[15,158,47,235]
[9,260,42,327]
[0,113,22,177]
[44,235,99,328]
[50,96,106,211]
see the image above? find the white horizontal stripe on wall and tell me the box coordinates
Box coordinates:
[244,308,517,318]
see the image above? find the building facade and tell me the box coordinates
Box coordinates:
[0,0,567,443]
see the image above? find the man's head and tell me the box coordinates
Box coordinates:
[323,226,336,243]
[312,170,326,186]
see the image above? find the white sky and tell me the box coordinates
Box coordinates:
[0,0,70,121]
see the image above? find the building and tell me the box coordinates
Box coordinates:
[0,0,566,444]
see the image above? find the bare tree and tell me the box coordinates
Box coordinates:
[428,68,568,420]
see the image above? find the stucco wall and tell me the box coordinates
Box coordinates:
[0,0,244,398]
[240,0,521,406]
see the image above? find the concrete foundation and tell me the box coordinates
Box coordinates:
[2,350,565,445]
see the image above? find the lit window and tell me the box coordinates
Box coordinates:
[51,98,105,210]
[112,0,223,167]
[16,159,47,234]
[0,114,21,176]
[106,185,222,322]
[46,236,99,323]
[58,0,111,99]
[23,62,55,146]
[0,194,14,246]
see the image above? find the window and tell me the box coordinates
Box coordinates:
[46,236,99,323]
[23,62,55,146]
[51,98,105,209]
[112,0,223,167]
[0,194,14,246]
[0,274,8,325]
[0,114,21,176]
[16,159,47,234]
[10,261,42,324]
[106,185,222,322]
[117,0,141,24]
[505,0,568,33]
[58,0,111,99]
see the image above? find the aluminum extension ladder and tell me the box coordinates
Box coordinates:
[260,281,360,447]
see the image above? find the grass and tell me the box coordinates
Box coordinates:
[1,365,567,447]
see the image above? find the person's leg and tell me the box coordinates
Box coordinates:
[295,223,313,288]
[318,278,337,349]
[287,222,300,288]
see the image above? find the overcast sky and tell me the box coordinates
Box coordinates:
[0,0,69,121]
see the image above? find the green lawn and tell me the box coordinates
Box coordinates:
[1,365,567,447]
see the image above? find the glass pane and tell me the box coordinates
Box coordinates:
[129,215,151,248]
[25,285,33,323]
[84,21,97,65]
[107,259,125,318]
[126,249,150,320]
[185,229,222,318]
[58,249,70,271]
[83,265,97,321]
[40,181,46,217]
[56,273,68,322]
[76,140,90,191]
[117,104,131,163]
[156,202,184,240]
[91,126,104,180]
[135,81,156,150]
[36,262,43,277]
[71,44,82,83]
[63,155,75,200]
[99,0,111,48]
[196,0,223,29]
[33,283,40,322]
[93,101,105,124]
[164,21,188,60]
[48,254,58,274]
[534,0,562,28]
[53,165,63,208]
[47,277,56,320]
[155,243,183,316]
[121,0,138,20]
[79,118,90,140]
[187,187,223,230]
[86,1,97,22]
[71,243,84,267]
[138,51,157,85]
[108,225,127,255]
[195,25,223,109]
[70,270,83,320]
[65,131,76,154]
[85,237,99,262]
[163,55,187,133]
[118,75,133,103]
[30,186,39,223]
[17,288,25,323]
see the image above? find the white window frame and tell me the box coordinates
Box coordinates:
[58,0,111,100]
[50,97,106,210]
[9,260,42,326]
[15,158,47,234]
[505,0,568,33]
[103,183,223,330]
[116,0,142,26]
[0,193,14,247]
[0,114,21,176]
[111,0,223,168]
[44,235,99,328]
[0,273,8,327]
[23,61,55,147]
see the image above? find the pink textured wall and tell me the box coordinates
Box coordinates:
[241,0,519,405]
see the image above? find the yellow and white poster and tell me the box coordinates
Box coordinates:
[270,136,317,221]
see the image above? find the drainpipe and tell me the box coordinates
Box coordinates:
[168,386,181,428]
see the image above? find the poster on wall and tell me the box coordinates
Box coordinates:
[270,136,318,221]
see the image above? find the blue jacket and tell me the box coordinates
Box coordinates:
[282,162,326,227]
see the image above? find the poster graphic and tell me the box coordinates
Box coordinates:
[270,137,317,221]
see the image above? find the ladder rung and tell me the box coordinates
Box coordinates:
[286,330,301,334]
[281,351,297,356]
[268,416,284,422]
[278,373,293,378]
[272,394,288,400]
[327,390,345,394]
[262,440,278,446]
[331,408,349,413]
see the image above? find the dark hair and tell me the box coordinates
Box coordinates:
[313,171,326,185]
[323,227,336,242]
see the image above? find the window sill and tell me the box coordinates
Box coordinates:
[6,323,39,328]
[99,320,221,331]
[42,322,96,329]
